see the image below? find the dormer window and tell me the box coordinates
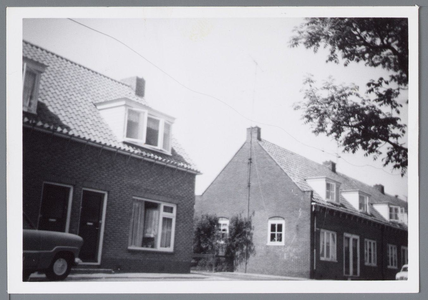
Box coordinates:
[22,58,45,114]
[124,107,172,153]
[326,182,337,202]
[359,195,369,213]
[389,206,400,221]
[306,177,340,203]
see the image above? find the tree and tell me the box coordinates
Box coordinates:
[290,18,408,175]
[225,215,255,271]
[193,214,255,271]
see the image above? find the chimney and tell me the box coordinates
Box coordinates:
[323,161,336,173]
[122,76,146,98]
[374,184,385,194]
[246,127,261,142]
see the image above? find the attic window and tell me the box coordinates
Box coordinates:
[389,206,400,221]
[326,182,338,202]
[124,108,172,152]
[22,58,45,114]
[359,195,369,213]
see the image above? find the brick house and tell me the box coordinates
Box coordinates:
[196,127,408,280]
[22,40,199,273]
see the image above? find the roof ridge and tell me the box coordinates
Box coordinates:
[23,40,136,91]
[259,138,406,204]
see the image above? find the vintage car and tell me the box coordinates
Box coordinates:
[23,214,84,281]
[395,264,408,280]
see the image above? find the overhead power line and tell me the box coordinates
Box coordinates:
[67,18,404,177]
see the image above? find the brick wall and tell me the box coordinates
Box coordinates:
[313,205,408,280]
[23,128,196,273]
[197,136,312,278]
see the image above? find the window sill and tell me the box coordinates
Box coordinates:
[123,139,172,156]
[266,243,285,246]
[365,263,377,267]
[320,258,338,262]
[128,246,174,254]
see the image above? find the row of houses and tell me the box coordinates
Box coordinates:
[22,40,408,279]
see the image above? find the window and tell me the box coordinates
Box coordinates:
[38,183,73,233]
[124,108,172,152]
[320,230,337,261]
[22,58,45,114]
[359,195,369,213]
[388,244,398,268]
[401,246,408,266]
[128,199,176,252]
[326,182,337,202]
[389,206,399,221]
[218,218,229,256]
[267,218,285,245]
[344,234,360,276]
[364,239,377,266]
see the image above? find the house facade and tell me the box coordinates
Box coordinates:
[22,41,199,273]
[195,127,408,280]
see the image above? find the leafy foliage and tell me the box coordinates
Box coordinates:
[225,215,255,271]
[193,214,220,255]
[290,18,408,175]
[193,214,255,271]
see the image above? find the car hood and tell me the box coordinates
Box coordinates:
[23,229,83,251]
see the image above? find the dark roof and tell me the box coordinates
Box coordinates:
[22,40,198,172]
[259,139,407,229]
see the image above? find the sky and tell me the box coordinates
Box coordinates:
[22,17,409,198]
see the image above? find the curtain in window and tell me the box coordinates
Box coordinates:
[160,217,172,248]
[129,201,145,247]
[163,122,171,151]
[127,110,143,140]
[146,117,160,146]
[143,207,159,238]
[23,70,37,109]
[320,231,325,258]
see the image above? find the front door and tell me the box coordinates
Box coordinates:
[78,190,106,263]
[344,234,360,277]
[38,183,72,232]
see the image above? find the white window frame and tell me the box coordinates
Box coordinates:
[326,181,337,202]
[401,246,408,267]
[77,188,108,266]
[217,218,229,256]
[320,229,337,262]
[124,108,172,153]
[364,239,377,266]
[343,233,360,277]
[389,206,400,221]
[124,107,148,143]
[128,197,176,252]
[387,244,398,269]
[359,194,369,213]
[267,218,285,246]
[37,182,73,233]
[22,58,45,114]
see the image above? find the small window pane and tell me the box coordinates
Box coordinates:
[126,110,144,140]
[160,217,173,248]
[277,233,282,242]
[163,206,174,213]
[163,122,171,151]
[146,117,160,146]
[23,70,37,110]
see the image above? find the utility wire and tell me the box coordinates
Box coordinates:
[67,18,405,177]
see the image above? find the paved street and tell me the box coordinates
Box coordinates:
[28,270,307,282]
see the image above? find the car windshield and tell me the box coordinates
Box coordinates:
[402,266,408,272]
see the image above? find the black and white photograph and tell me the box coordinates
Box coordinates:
[7,6,418,294]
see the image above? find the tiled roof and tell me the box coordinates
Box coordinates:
[23,40,198,172]
[259,139,407,229]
